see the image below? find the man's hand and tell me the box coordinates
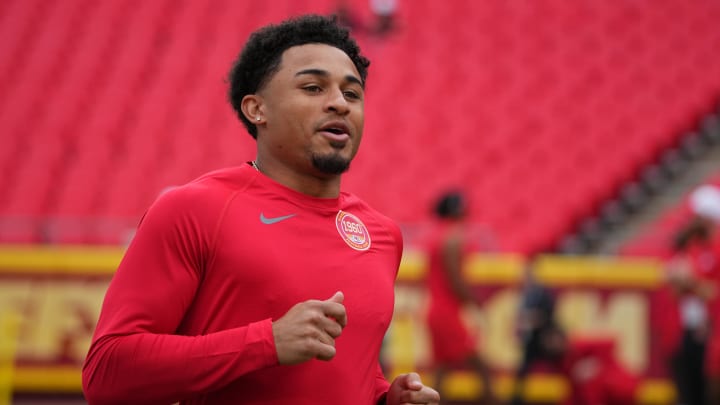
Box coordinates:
[272,291,347,365]
[386,372,440,405]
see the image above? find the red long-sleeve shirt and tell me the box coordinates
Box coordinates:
[83,164,401,404]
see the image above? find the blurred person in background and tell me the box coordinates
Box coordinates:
[335,0,363,31]
[425,191,497,404]
[511,262,639,405]
[82,14,439,405]
[666,184,720,405]
[511,260,565,405]
[561,336,639,405]
[335,0,397,36]
[369,0,397,35]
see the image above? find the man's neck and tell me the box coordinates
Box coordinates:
[252,159,342,198]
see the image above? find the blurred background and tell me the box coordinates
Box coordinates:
[1,0,720,404]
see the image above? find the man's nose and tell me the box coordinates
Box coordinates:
[325,88,350,115]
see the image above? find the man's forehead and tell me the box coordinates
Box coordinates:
[279,43,358,75]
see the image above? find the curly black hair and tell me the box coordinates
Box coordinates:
[228,14,370,138]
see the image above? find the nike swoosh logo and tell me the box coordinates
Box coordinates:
[259,213,296,225]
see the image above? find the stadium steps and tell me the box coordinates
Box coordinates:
[560,108,720,255]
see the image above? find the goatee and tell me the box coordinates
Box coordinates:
[312,153,351,175]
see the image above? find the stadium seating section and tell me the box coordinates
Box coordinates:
[1,0,719,252]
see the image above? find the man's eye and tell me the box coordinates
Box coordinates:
[344,91,360,99]
[303,85,322,93]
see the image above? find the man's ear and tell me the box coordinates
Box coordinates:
[241,94,265,125]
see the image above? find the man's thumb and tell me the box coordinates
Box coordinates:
[402,372,424,390]
[327,291,344,303]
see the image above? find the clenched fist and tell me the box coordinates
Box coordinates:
[272,291,348,365]
[386,372,440,405]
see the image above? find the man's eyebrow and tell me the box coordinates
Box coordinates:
[295,68,364,88]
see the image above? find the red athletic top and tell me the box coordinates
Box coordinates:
[425,221,478,364]
[82,164,402,405]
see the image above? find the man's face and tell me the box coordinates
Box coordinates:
[256,43,364,176]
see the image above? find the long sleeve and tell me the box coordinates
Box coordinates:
[374,222,401,404]
[82,185,278,404]
[374,363,391,404]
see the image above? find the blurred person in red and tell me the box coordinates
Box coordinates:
[666,184,720,405]
[561,336,639,405]
[425,191,497,404]
[82,14,439,405]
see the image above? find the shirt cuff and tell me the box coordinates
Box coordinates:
[243,318,279,368]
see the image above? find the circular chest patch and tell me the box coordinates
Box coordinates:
[335,210,371,251]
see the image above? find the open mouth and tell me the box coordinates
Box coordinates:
[319,121,350,135]
[324,127,346,135]
[318,121,350,144]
